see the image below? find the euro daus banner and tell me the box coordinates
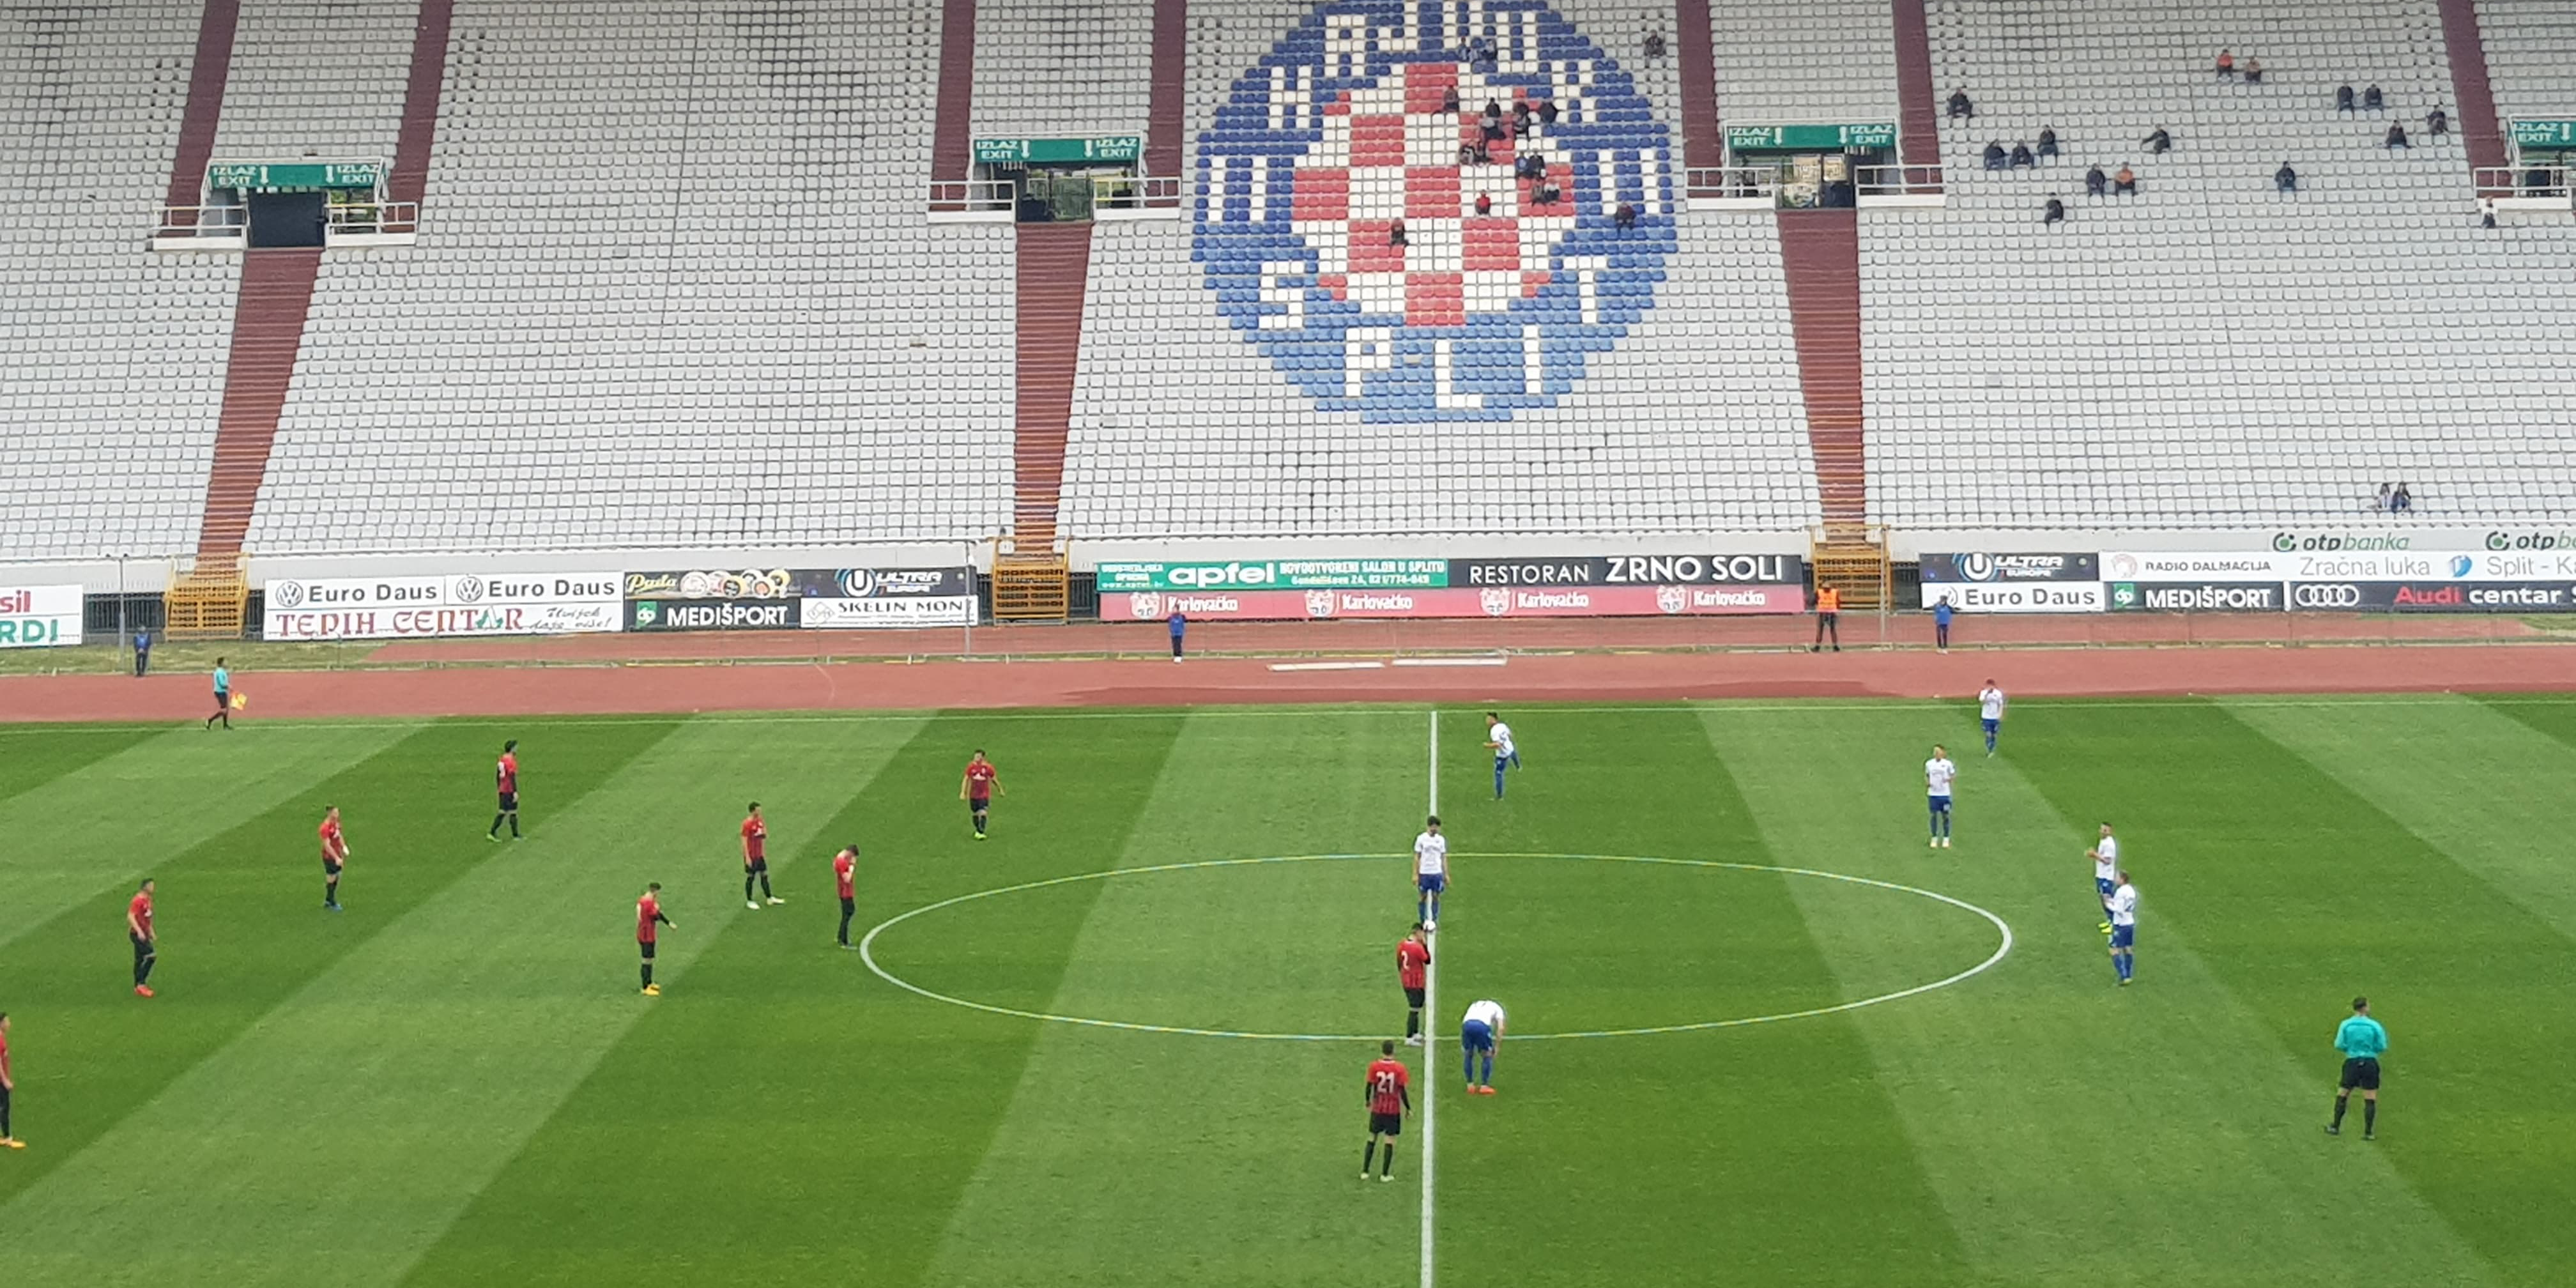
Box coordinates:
[264,572,622,640]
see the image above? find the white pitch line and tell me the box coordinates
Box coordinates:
[1390,656,1507,668]
[1267,661,1386,671]
[1422,709,1439,1288]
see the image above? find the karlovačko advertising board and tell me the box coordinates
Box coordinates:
[1095,560,1449,591]
[1448,554,1805,586]
[0,584,85,647]
[264,573,620,641]
[1105,583,1805,621]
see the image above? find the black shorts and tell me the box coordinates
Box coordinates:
[132,933,153,959]
[323,859,343,877]
[745,857,769,875]
[639,939,657,960]
[213,691,229,712]
[1369,1111,1403,1137]
[2339,1057,2382,1091]
[969,795,991,813]
[496,791,518,812]
[1404,986,1426,1008]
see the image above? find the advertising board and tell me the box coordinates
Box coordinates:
[1105,584,1805,620]
[264,572,620,641]
[626,597,801,632]
[793,567,976,629]
[1448,554,1804,586]
[1095,560,1449,591]
[2285,581,2576,612]
[1919,582,2107,613]
[2106,581,2285,612]
[0,584,85,647]
[1919,552,2099,583]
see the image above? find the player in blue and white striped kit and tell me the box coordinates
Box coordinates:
[1485,713,1521,799]
[2105,872,2139,985]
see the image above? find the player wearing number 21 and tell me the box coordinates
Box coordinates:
[1361,1041,1411,1183]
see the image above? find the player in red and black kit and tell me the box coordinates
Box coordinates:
[487,739,521,841]
[961,751,1000,839]
[1362,1040,1412,1182]
[1397,924,1432,1045]
[742,803,782,908]
[1,1010,22,1148]
[833,843,860,949]
[638,882,674,995]
[128,878,157,997]
[319,805,350,911]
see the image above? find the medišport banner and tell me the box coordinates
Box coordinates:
[1103,583,1806,622]
[264,573,621,640]
[622,567,976,629]
[0,584,84,647]
[2107,581,2285,612]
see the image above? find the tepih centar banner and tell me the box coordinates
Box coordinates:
[264,572,622,640]
[0,584,84,647]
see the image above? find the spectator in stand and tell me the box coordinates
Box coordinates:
[2144,126,2172,155]
[1511,102,1533,139]
[2009,141,2034,168]
[1933,598,1954,652]
[2376,482,2393,511]
[1984,142,2008,171]
[2391,482,2413,512]
[1614,201,1637,230]
[2244,56,2264,84]
[2426,105,2449,137]
[1390,220,1408,247]
[2216,49,2235,79]
[1482,115,1506,143]
[2363,84,2384,112]
[1482,98,1501,125]
[1469,35,1496,68]
[2276,161,2299,194]
[1474,191,1493,216]
[1642,30,1665,58]
[2385,123,2410,150]
[1537,99,1558,125]
[1534,176,1562,205]
[133,628,152,677]
[1949,88,1974,120]
[2481,197,2498,229]
[1441,84,1460,114]
[2037,126,2060,160]
[2113,164,2137,195]
[2043,195,2066,225]
[2336,84,2357,113]
[1517,150,1545,180]
[2085,164,2108,197]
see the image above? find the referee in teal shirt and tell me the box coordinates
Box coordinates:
[2329,996,2389,1140]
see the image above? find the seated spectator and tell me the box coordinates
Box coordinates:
[1469,36,1496,68]
[2215,49,2235,79]
[1984,142,2007,171]
[2336,84,2356,113]
[2385,123,2409,150]
[2009,141,2034,168]
[1614,201,1637,230]
[1516,151,1545,180]
[2363,84,2384,112]
[1537,99,1559,125]
[2427,105,2449,137]
[1642,31,1666,58]
[2085,164,2108,197]
[1483,99,1502,123]
[2276,161,2298,193]
[2037,127,2059,159]
[1475,191,1493,216]
[2391,482,2412,512]
[2113,164,2136,195]
[1534,177,1561,204]
[1389,220,1408,247]
[2244,56,2264,83]
[1512,114,1532,139]
[2144,126,2172,155]
[1513,102,1532,126]
[1482,117,1506,142]
[2375,482,2393,510]
[2481,197,2498,229]
[2043,195,2065,225]
[1457,141,1490,165]
[1948,89,1974,120]
[1441,84,1460,114]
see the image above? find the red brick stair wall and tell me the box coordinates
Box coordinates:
[1774,210,1866,528]
[196,249,323,557]
[2434,0,2510,179]
[1890,0,1940,175]
[1144,0,1188,183]
[1012,223,1095,548]
[387,0,459,212]
[164,0,243,215]
[1673,0,1723,172]
[931,0,979,187]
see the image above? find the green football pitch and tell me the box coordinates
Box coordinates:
[2,696,2573,1287]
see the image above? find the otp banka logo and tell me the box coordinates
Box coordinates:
[1194,0,1675,420]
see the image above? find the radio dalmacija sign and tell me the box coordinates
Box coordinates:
[0,584,84,648]
[264,573,621,640]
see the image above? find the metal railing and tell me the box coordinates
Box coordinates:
[2476,165,2571,201]
[1854,164,1945,196]
[1684,165,1782,200]
[153,203,418,240]
[325,202,418,235]
[928,178,1016,212]
[1091,174,1183,210]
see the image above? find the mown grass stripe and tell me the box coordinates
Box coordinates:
[0,724,160,809]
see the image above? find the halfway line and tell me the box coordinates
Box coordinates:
[1422,708,1439,1288]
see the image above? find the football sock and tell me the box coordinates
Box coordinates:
[509,816,520,838]
[1480,1053,1494,1085]
[489,815,503,837]
[1406,1011,1420,1038]
[759,873,774,899]
[1418,897,1428,923]
[1381,1146,1395,1178]
[745,874,756,902]
[2332,1094,2349,1128]
[1463,1050,1475,1083]
[2122,954,2135,981]
[1364,1140,1377,1172]
[2364,1101,2377,1133]
[641,963,654,989]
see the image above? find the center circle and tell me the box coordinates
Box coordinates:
[859,854,2014,1042]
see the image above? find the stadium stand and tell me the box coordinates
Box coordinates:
[0,1,240,563]
[1708,0,1901,126]
[2475,0,2576,123]
[211,0,413,162]
[972,0,1153,140]
[1863,0,2576,529]
[243,0,1016,556]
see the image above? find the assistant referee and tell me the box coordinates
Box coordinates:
[2328,995,2389,1140]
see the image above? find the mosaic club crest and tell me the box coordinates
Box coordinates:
[1193,0,1676,420]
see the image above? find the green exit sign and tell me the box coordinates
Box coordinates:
[206,161,385,192]
[1725,123,1898,151]
[2510,119,2576,148]
[974,136,1143,164]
